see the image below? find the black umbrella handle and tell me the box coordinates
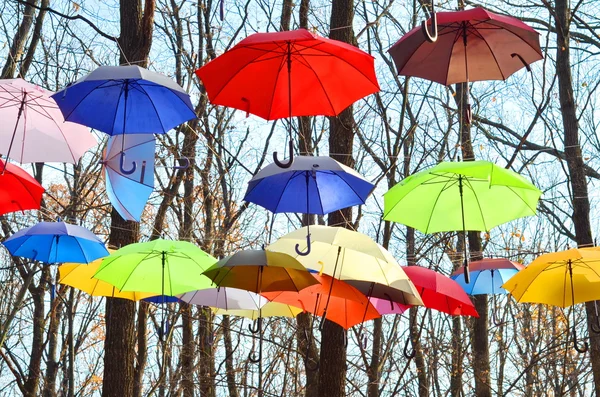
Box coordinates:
[273,141,294,168]
[463,259,470,284]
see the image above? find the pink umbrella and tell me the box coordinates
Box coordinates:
[369,297,408,315]
[0,79,96,166]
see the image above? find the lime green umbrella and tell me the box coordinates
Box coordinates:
[93,239,217,296]
[384,160,541,281]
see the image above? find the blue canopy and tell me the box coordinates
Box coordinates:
[244,156,374,215]
[3,221,109,264]
[52,65,196,135]
[451,268,519,295]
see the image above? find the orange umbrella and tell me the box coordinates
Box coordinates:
[262,273,380,330]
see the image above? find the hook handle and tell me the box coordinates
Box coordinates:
[119,152,137,175]
[248,318,262,334]
[573,326,588,353]
[384,293,394,310]
[273,140,294,169]
[173,156,190,170]
[403,336,416,359]
[463,259,471,284]
[248,351,261,363]
[295,234,311,256]
[511,53,531,72]
[421,6,438,43]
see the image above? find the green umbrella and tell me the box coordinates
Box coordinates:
[93,239,217,296]
[384,160,541,281]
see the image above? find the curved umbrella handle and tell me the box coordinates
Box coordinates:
[248,318,262,334]
[573,326,588,354]
[511,53,532,72]
[119,152,137,175]
[421,5,438,43]
[248,351,261,363]
[403,336,416,359]
[273,141,294,169]
[173,156,190,170]
[384,293,395,310]
[295,234,311,256]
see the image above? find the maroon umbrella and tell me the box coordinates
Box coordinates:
[389,7,543,86]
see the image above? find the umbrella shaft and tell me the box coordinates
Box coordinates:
[4,92,27,172]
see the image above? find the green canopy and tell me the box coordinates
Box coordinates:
[93,239,217,296]
[383,160,541,233]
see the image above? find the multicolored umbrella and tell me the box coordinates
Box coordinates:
[102,134,155,222]
[0,79,96,165]
[3,221,108,264]
[384,160,541,282]
[0,159,44,216]
[52,66,196,135]
[93,239,216,296]
[502,247,600,353]
[196,28,379,167]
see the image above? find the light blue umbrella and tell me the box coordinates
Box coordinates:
[52,65,196,135]
[3,221,108,264]
[103,134,155,222]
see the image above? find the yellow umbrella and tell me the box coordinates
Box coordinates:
[59,253,156,301]
[502,247,600,353]
[212,302,303,319]
[267,225,423,306]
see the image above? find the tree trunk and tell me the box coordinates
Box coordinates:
[133,301,149,397]
[296,312,319,397]
[222,315,240,397]
[318,3,355,395]
[554,0,600,393]
[1,0,38,79]
[23,267,48,397]
[198,308,215,397]
[18,0,49,78]
[456,75,491,396]
[42,283,64,397]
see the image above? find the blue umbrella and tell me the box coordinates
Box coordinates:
[51,65,196,135]
[103,134,155,222]
[3,221,109,264]
[450,258,524,324]
[143,295,180,304]
[244,156,374,254]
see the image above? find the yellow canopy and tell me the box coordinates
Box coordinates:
[59,252,157,301]
[502,247,600,307]
[212,302,302,319]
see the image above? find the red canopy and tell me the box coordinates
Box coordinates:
[402,266,478,317]
[0,159,44,216]
[389,7,543,85]
[196,29,380,120]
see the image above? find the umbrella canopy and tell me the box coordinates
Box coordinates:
[502,248,600,307]
[451,258,524,295]
[384,160,541,233]
[103,134,155,222]
[52,65,196,135]
[388,7,543,85]
[93,239,216,296]
[59,254,155,301]
[3,221,108,264]
[202,249,319,293]
[179,287,268,311]
[0,159,44,216]
[370,297,408,315]
[244,155,374,215]
[213,302,302,319]
[0,79,96,164]
[402,266,478,317]
[195,29,379,120]
[263,274,380,329]
[267,226,423,306]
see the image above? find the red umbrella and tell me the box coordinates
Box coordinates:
[389,7,543,86]
[0,159,44,216]
[195,29,379,167]
[402,266,478,317]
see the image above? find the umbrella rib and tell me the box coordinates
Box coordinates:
[104,250,157,291]
[331,171,369,208]
[104,172,136,219]
[462,177,488,231]
[424,176,457,233]
[61,80,110,123]
[474,29,507,81]
[505,185,539,216]
[266,50,289,120]
[130,82,168,133]
[270,171,297,213]
[313,173,325,215]
[109,83,127,135]
[484,20,544,57]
